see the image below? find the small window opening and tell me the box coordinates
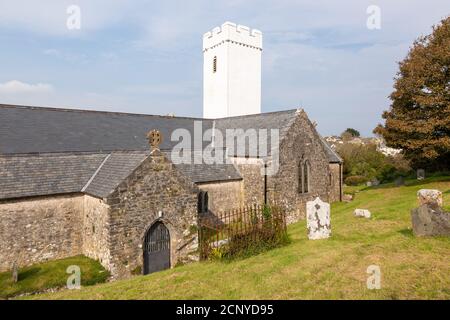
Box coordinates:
[213,56,217,73]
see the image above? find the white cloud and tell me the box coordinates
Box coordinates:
[0,80,54,94]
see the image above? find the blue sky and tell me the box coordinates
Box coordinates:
[0,1,449,136]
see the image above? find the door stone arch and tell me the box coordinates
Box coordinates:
[143,221,171,275]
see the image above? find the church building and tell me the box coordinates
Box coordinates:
[0,22,342,279]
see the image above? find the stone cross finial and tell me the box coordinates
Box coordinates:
[147,129,163,153]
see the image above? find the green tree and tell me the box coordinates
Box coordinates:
[343,128,360,138]
[374,17,450,170]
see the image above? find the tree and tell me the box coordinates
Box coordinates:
[374,17,450,170]
[343,128,360,138]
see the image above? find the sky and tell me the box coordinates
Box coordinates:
[0,1,449,136]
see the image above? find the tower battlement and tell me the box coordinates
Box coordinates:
[203,21,262,52]
[203,22,262,119]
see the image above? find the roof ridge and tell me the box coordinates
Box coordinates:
[81,153,112,192]
[213,108,299,120]
[0,103,208,121]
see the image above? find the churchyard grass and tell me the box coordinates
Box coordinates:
[0,255,109,299]
[27,176,450,299]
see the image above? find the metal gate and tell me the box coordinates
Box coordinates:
[143,221,170,275]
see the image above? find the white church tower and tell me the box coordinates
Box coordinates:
[203,21,262,118]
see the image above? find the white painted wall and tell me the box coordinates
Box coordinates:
[203,21,262,119]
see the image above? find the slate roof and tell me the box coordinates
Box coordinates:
[83,151,149,198]
[0,153,108,200]
[214,109,298,157]
[320,138,343,163]
[0,104,212,154]
[165,150,242,184]
[0,104,339,200]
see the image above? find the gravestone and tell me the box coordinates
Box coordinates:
[411,205,450,237]
[417,169,425,180]
[306,197,331,240]
[354,209,371,218]
[417,189,443,207]
[372,178,380,186]
[11,262,18,283]
[395,176,404,186]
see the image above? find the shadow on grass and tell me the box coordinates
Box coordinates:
[398,228,414,238]
[18,267,41,281]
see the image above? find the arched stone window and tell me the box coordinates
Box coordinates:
[298,160,311,194]
[213,56,217,73]
[303,160,310,193]
[197,191,209,214]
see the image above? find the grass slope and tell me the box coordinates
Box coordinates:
[0,255,109,299]
[32,177,450,300]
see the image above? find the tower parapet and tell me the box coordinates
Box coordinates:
[203,21,262,52]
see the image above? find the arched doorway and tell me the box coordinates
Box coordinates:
[143,221,170,275]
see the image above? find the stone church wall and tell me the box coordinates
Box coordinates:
[230,157,265,205]
[104,153,199,279]
[82,195,112,271]
[0,194,84,272]
[271,111,332,224]
[328,163,343,203]
[197,180,243,214]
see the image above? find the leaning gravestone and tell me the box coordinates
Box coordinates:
[306,197,331,240]
[417,169,425,180]
[411,205,450,237]
[417,189,443,207]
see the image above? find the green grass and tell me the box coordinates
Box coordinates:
[30,176,450,300]
[0,255,109,299]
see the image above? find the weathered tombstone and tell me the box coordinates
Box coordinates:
[366,181,372,187]
[417,189,443,207]
[342,194,353,202]
[372,178,380,186]
[306,197,331,240]
[11,262,18,283]
[395,176,404,186]
[354,209,371,218]
[411,204,450,237]
[417,169,425,180]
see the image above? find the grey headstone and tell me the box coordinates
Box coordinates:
[411,204,450,237]
[417,169,425,180]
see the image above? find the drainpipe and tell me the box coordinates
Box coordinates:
[264,162,268,205]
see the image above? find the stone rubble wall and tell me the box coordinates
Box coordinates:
[197,180,244,214]
[270,111,332,224]
[82,195,112,271]
[0,194,84,272]
[328,163,342,203]
[104,154,199,279]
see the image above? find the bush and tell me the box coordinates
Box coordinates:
[345,175,367,186]
[337,142,412,184]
